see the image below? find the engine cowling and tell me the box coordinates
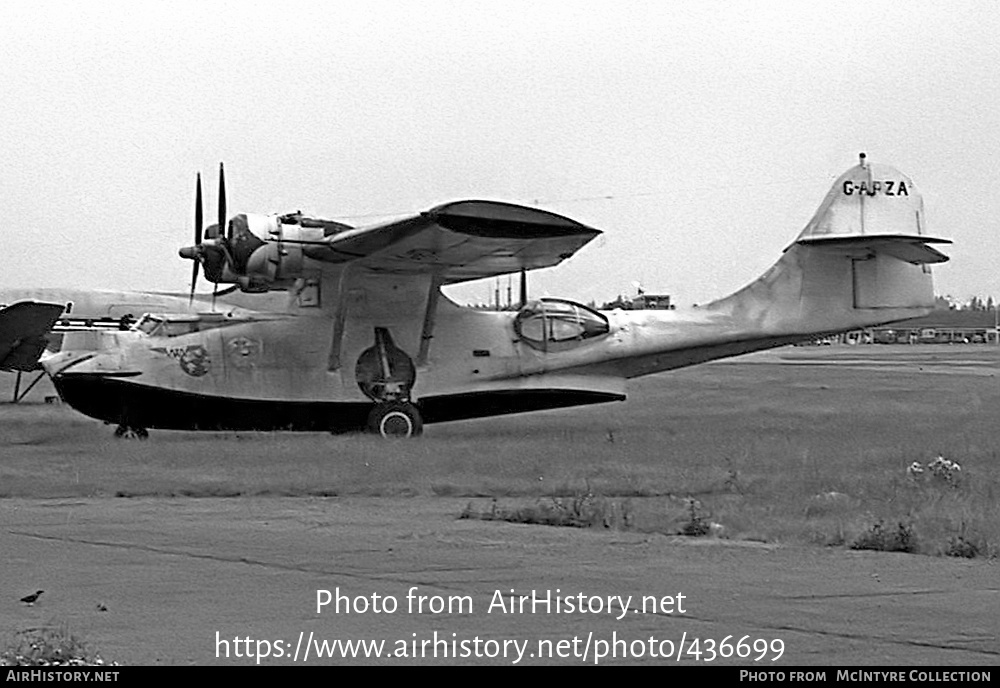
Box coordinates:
[243,215,305,285]
[180,211,323,294]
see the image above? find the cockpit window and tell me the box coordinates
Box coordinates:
[161,320,200,337]
[514,298,610,352]
[135,315,164,336]
[133,315,202,337]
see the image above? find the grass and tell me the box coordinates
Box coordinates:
[1,344,999,557]
[850,519,918,553]
[1,624,120,667]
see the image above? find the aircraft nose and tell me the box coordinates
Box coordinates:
[179,245,199,260]
[42,350,97,377]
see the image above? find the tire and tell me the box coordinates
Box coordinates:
[367,402,423,438]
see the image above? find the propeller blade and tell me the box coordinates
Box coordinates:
[218,162,227,241]
[190,173,204,306]
[195,173,203,245]
[519,268,527,308]
[189,262,200,307]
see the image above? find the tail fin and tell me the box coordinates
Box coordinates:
[709,155,950,333]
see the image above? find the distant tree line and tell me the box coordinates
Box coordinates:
[935,295,996,311]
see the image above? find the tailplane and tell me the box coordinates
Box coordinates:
[708,154,950,333]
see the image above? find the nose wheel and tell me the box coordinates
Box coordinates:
[367,402,423,438]
[114,424,149,440]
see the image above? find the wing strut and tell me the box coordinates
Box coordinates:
[11,370,48,403]
[326,268,353,372]
[417,273,444,367]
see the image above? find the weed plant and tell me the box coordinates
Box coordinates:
[1,625,119,667]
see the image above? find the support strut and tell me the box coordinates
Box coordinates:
[417,273,443,367]
[11,370,48,403]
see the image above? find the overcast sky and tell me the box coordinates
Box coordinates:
[2,1,997,307]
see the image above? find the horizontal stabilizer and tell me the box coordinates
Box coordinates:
[796,234,951,264]
[0,301,66,371]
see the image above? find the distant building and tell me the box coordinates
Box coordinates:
[797,309,999,346]
[630,293,674,310]
[871,309,998,344]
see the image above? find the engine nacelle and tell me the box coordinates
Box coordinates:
[244,216,307,286]
[181,211,327,294]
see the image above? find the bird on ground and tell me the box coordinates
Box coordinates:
[19,590,44,606]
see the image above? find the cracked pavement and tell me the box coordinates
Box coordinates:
[2,496,997,665]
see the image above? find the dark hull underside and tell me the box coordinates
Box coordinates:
[52,375,626,432]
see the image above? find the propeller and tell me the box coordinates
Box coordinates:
[189,173,203,306]
[519,268,527,308]
[179,163,277,302]
[179,163,228,310]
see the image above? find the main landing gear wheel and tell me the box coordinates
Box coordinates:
[114,425,149,440]
[367,402,423,438]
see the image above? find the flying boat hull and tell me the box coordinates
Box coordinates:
[44,156,950,438]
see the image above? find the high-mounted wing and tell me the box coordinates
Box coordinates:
[0,302,66,371]
[306,200,601,283]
